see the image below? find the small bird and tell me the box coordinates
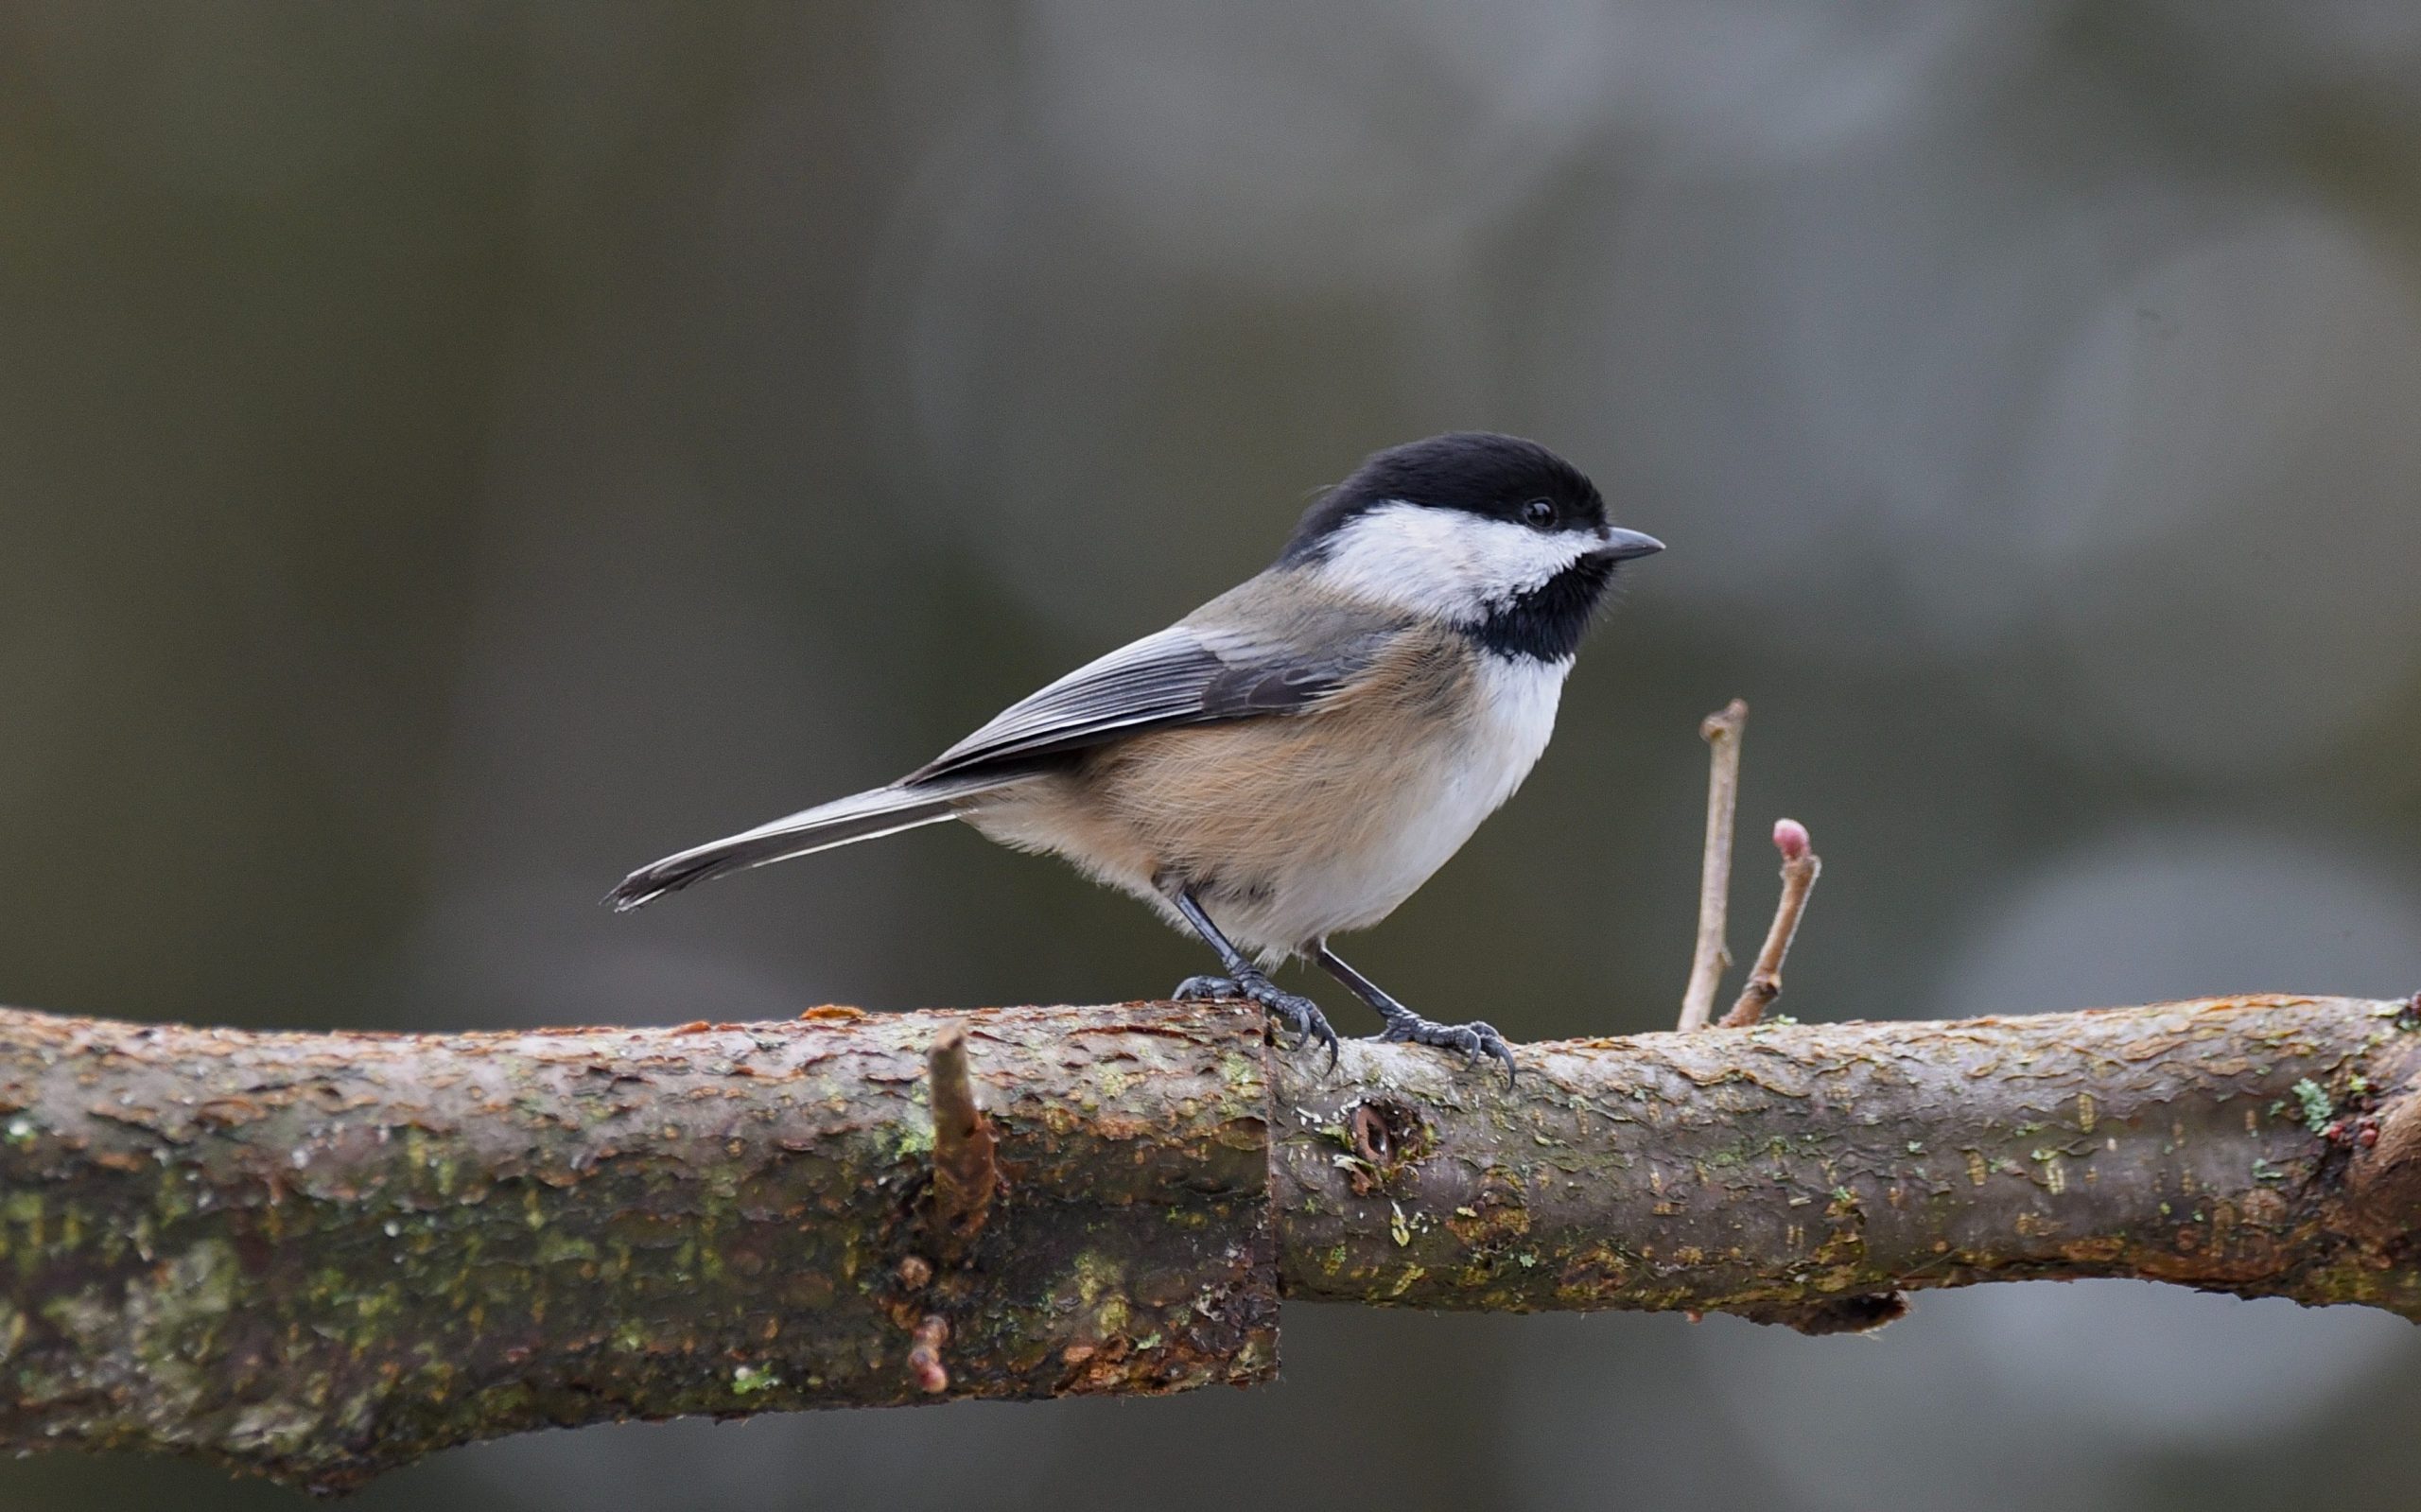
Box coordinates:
[607,433,1662,1076]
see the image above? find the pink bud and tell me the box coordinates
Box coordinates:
[1773,818,1811,861]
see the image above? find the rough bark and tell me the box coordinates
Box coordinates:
[2,993,2417,1491]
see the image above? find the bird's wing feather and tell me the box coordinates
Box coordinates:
[607,586,1403,911]
[907,599,1398,784]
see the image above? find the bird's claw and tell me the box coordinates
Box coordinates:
[1252,983,1341,1072]
[1375,1012,1518,1086]
[1175,972,1338,1071]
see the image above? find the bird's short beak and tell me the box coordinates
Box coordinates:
[1594,527,1665,562]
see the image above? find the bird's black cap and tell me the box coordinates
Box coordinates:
[1280,432,1609,564]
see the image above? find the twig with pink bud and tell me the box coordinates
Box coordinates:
[1720,817,1821,1028]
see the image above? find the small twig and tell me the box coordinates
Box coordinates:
[1678,700,1748,1030]
[927,1025,997,1256]
[1720,819,1821,1028]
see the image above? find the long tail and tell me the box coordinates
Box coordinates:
[605,773,1026,911]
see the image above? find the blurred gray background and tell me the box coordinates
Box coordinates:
[5,4,2421,1509]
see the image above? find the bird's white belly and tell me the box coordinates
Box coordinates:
[1258,653,1567,947]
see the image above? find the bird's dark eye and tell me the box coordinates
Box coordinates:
[1519,497,1557,530]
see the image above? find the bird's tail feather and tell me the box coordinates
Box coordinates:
[605,773,1025,911]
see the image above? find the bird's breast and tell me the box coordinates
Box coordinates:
[1184,643,1569,947]
[1336,650,1566,904]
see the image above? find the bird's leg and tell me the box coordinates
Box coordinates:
[1164,886,1339,1069]
[1315,942,1516,1085]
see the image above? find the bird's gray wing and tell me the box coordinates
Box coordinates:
[906,603,1396,785]
[607,589,1401,911]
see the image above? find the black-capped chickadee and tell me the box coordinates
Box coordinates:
[608,432,1663,1077]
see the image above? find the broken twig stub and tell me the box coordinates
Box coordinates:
[926,1024,999,1257]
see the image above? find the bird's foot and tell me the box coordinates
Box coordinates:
[1173,972,1338,1070]
[1374,1009,1517,1086]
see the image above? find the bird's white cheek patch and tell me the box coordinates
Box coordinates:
[1312,502,1594,621]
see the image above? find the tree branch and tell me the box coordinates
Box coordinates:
[4,993,2418,1490]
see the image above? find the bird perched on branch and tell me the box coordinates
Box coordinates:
[608,433,1663,1077]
